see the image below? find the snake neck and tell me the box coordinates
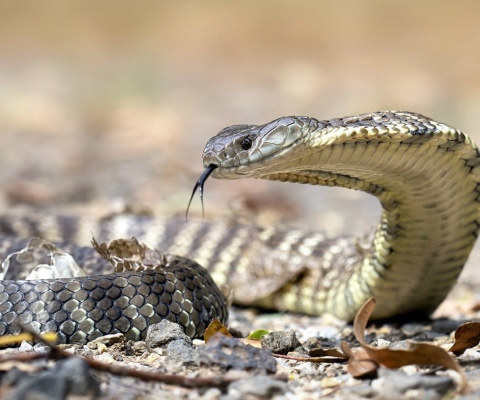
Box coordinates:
[259,119,480,319]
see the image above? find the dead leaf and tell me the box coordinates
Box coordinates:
[92,237,167,272]
[272,353,347,363]
[341,341,378,379]
[449,321,480,356]
[204,319,232,343]
[353,298,468,393]
[308,346,347,358]
[239,338,263,348]
[0,332,57,347]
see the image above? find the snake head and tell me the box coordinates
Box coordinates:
[202,116,322,178]
[187,116,322,218]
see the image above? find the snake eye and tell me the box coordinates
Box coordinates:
[241,136,253,150]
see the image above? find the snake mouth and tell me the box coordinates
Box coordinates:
[186,164,218,220]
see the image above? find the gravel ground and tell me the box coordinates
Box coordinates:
[1,293,479,399]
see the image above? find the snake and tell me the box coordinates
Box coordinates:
[0,110,479,344]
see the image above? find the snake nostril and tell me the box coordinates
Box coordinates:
[202,151,219,165]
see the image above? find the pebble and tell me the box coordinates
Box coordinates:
[58,357,100,395]
[87,332,125,349]
[95,352,116,363]
[223,376,288,399]
[260,331,302,355]
[431,319,466,334]
[166,339,198,367]
[145,320,192,347]
[18,341,33,352]
[4,357,99,400]
[461,368,480,399]
[198,335,277,374]
[372,368,454,397]
[461,348,480,360]
[376,338,391,347]
[196,388,222,400]
[411,331,448,342]
[2,368,25,388]
[5,373,68,400]
[303,336,339,355]
[401,323,427,336]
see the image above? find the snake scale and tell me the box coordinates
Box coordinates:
[0,111,479,344]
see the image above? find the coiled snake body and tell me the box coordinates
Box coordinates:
[0,111,479,343]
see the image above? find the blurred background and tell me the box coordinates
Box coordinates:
[0,1,480,281]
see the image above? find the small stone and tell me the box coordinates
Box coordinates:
[462,348,480,360]
[95,352,116,363]
[56,357,99,396]
[199,335,277,374]
[303,336,338,351]
[128,340,150,356]
[401,323,426,336]
[166,339,198,367]
[321,376,342,389]
[145,320,191,347]
[145,352,161,364]
[373,368,454,396]
[2,367,27,387]
[4,373,67,400]
[417,331,448,341]
[192,338,205,347]
[431,319,465,334]
[225,376,288,399]
[4,357,99,400]
[97,343,108,353]
[261,331,302,355]
[201,387,223,400]
[341,382,377,398]
[33,343,50,353]
[87,333,125,350]
[376,338,391,347]
[387,340,410,350]
[18,341,33,352]
[59,346,75,354]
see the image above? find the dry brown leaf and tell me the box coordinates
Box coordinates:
[353,298,468,393]
[272,353,347,363]
[239,338,263,348]
[341,341,378,379]
[240,331,270,348]
[204,319,232,343]
[308,347,347,358]
[449,321,480,356]
[0,332,57,346]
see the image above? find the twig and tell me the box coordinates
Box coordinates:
[0,351,49,364]
[20,326,286,389]
[273,353,347,363]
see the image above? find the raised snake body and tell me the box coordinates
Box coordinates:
[0,111,479,343]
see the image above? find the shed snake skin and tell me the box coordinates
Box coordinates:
[0,110,479,343]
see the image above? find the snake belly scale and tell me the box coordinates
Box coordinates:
[0,110,478,343]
